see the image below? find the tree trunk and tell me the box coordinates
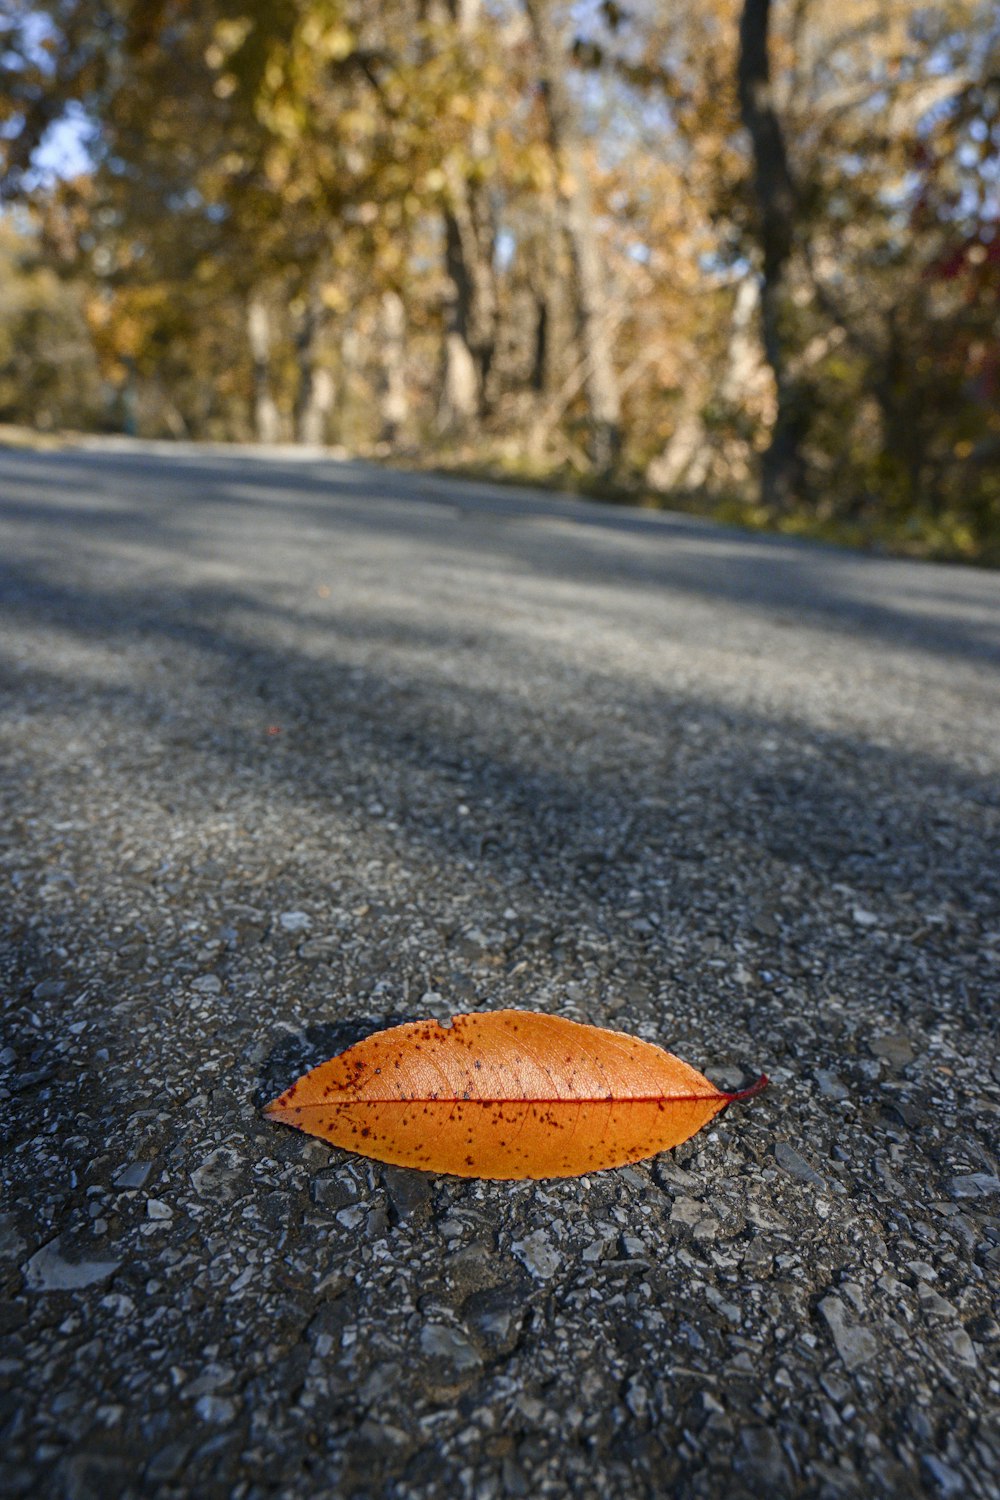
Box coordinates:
[379,290,409,446]
[293,287,334,446]
[873,308,926,509]
[246,293,280,445]
[524,0,621,473]
[646,394,709,492]
[336,318,362,446]
[530,295,548,394]
[647,277,769,491]
[440,331,479,427]
[437,0,499,431]
[526,207,562,397]
[120,355,138,437]
[440,186,497,423]
[719,276,769,404]
[738,0,804,510]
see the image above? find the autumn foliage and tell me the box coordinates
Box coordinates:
[265,1011,767,1179]
[1,1,998,558]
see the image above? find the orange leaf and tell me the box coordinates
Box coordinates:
[264,1011,766,1179]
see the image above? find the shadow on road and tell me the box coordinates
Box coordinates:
[0,541,995,954]
[3,445,999,665]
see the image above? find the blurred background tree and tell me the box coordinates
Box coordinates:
[1,0,997,559]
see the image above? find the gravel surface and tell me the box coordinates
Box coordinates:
[1,440,998,1500]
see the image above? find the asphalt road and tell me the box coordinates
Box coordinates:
[2,440,998,1500]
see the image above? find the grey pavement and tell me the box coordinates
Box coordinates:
[1,440,998,1499]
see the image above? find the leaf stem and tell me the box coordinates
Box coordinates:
[724,1074,770,1103]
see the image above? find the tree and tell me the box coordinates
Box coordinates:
[524,0,622,472]
[2,0,997,557]
[429,0,502,427]
[737,0,802,511]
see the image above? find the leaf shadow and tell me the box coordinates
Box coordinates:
[255,1010,418,1107]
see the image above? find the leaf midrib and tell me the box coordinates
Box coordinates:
[275,1092,726,1108]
